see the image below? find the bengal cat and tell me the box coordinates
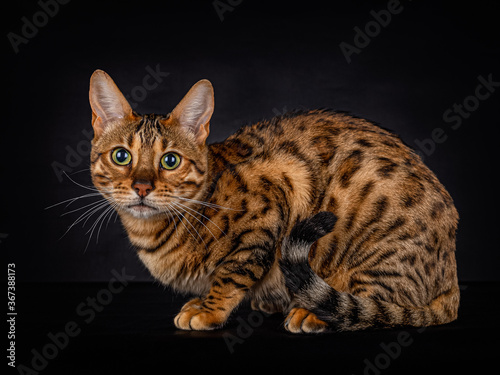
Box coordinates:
[88,70,459,333]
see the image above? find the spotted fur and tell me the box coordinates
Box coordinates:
[89,70,459,332]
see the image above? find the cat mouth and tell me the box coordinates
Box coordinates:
[128,203,158,213]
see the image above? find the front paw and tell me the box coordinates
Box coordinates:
[174,298,226,330]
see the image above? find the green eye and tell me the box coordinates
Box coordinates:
[161,152,181,170]
[111,148,132,166]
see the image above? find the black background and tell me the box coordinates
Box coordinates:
[3,0,499,282]
[3,1,500,374]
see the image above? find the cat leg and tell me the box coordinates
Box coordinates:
[175,278,252,331]
[174,275,257,330]
[175,241,275,330]
[250,292,289,315]
[249,263,291,315]
[250,299,283,315]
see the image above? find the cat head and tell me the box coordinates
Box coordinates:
[88,70,214,220]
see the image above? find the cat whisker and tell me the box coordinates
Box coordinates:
[163,204,178,238]
[62,171,101,192]
[170,195,241,211]
[105,203,119,229]
[45,192,104,210]
[96,204,116,240]
[167,203,206,248]
[69,168,91,176]
[163,208,178,239]
[60,197,109,216]
[167,204,197,243]
[171,201,226,239]
[75,201,110,230]
[171,202,219,243]
[59,200,110,241]
[47,171,118,246]
[85,202,118,250]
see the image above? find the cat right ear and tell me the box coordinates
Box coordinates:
[89,70,134,138]
[171,79,214,146]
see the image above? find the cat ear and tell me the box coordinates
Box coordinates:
[171,79,214,145]
[89,70,134,138]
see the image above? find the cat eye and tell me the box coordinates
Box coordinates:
[111,148,132,166]
[160,152,181,170]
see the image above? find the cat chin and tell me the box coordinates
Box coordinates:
[123,205,161,219]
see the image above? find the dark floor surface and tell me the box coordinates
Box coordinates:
[10,282,499,374]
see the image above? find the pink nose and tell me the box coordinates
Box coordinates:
[133,181,153,197]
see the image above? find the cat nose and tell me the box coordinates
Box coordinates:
[132,180,154,198]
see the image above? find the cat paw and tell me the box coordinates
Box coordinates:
[284,308,329,334]
[174,298,225,330]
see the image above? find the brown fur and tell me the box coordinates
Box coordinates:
[88,70,459,332]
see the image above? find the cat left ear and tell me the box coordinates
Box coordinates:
[89,70,134,138]
[171,79,214,146]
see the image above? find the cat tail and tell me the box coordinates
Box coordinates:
[279,212,459,331]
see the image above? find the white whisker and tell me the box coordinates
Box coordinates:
[60,198,109,216]
[48,172,119,248]
[59,200,110,241]
[171,202,217,242]
[105,203,119,229]
[171,201,225,240]
[81,201,111,228]
[93,203,118,247]
[167,204,196,243]
[164,208,178,239]
[170,195,241,211]
[62,171,100,192]
[168,203,205,247]
[45,192,104,210]
[85,203,117,250]
[69,168,91,176]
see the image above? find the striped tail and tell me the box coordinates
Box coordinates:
[279,212,459,331]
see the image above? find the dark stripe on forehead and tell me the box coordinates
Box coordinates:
[135,117,146,134]
[135,114,165,146]
[154,117,163,134]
